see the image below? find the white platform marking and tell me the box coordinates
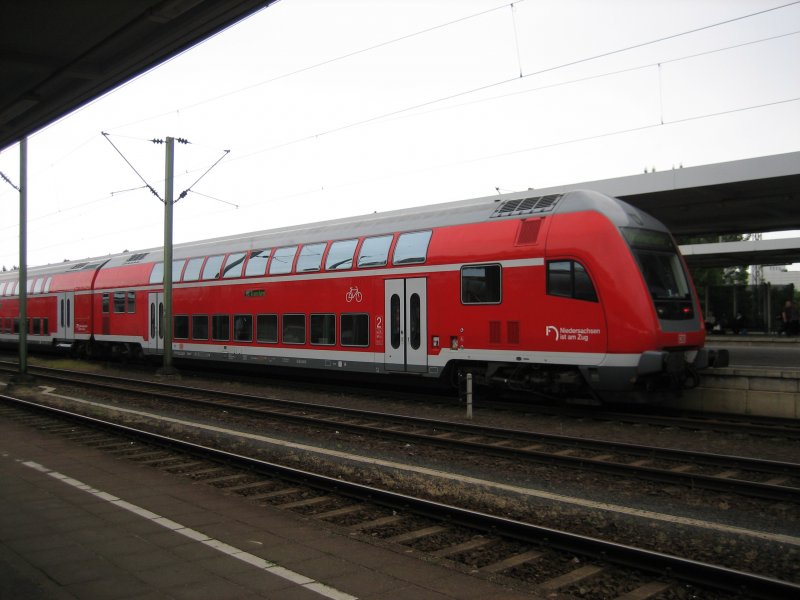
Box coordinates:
[21,459,357,600]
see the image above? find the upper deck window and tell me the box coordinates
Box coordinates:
[183,257,204,282]
[172,260,185,281]
[325,239,358,271]
[270,246,298,275]
[202,255,225,280]
[44,277,53,293]
[245,249,271,277]
[358,235,392,268]
[222,253,246,278]
[393,231,432,265]
[296,243,326,272]
[149,263,163,285]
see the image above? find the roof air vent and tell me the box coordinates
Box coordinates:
[126,253,149,264]
[490,194,562,218]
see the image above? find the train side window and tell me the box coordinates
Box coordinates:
[256,314,278,343]
[409,293,421,350]
[0,282,5,296]
[212,315,230,341]
[13,319,20,334]
[102,293,110,313]
[573,263,598,301]
[33,319,41,335]
[183,257,204,281]
[192,315,209,340]
[234,315,253,342]
[325,239,358,270]
[393,230,432,265]
[44,277,53,293]
[43,318,49,335]
[245,249,271,277]
[171,259,186,282]
[27,279,33,293]
[223,253,246,279]
[149,263,164,284]
[202,255,225,280]
[174,315,189,340]
[547,260,598,302]
[114,291,126,313]
[547,261,572,298]
[310,314,335,345]
[270,246,298,275]
[341,314,369,347]
[461,264,502,304]
[282,314,305,344]
[390,294,401,349]
[127,291,136,313]
[33,279,44,294]
[357,235,392,268]
[296,243,326,273]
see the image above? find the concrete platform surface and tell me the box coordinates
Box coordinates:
[0,413,536,600]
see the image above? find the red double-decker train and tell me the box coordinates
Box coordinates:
[0,189,727,401]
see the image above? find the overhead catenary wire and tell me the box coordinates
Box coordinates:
[224,3,800,165]
[107,0,527,133]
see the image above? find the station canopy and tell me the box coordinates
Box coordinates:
[527,152,800,268]
[0,0,276,153]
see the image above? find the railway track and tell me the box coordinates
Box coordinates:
[3,356,798,440]
[489,400,800,440]
[7,363,800,505]
[2,392,798,600]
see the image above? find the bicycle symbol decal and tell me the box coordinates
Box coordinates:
[346,286,363,303]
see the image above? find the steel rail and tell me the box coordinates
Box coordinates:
[2,392,799,600]
[14,365,800,503]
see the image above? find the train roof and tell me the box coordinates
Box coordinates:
[4,188,667,281]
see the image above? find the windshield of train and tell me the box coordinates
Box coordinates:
[622,227,694,320]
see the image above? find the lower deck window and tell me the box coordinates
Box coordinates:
[310,314,335,345]
[174,315,189,340]
[282,314,305,344]
[234,315,253,342]
[192,315,209,340]
[341,314,369,347]
[212,315,230,341]
[257,314,278,343]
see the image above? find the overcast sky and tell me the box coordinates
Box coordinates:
[1,0,799,270]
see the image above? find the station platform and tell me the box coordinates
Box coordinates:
[0,413,535,600]
[669,335,800,418]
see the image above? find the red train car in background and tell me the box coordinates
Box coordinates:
[0,189,727,402]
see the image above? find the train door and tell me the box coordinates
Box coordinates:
[58,292,75,340]
[384,278,428,373]
[145,292,164,351]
